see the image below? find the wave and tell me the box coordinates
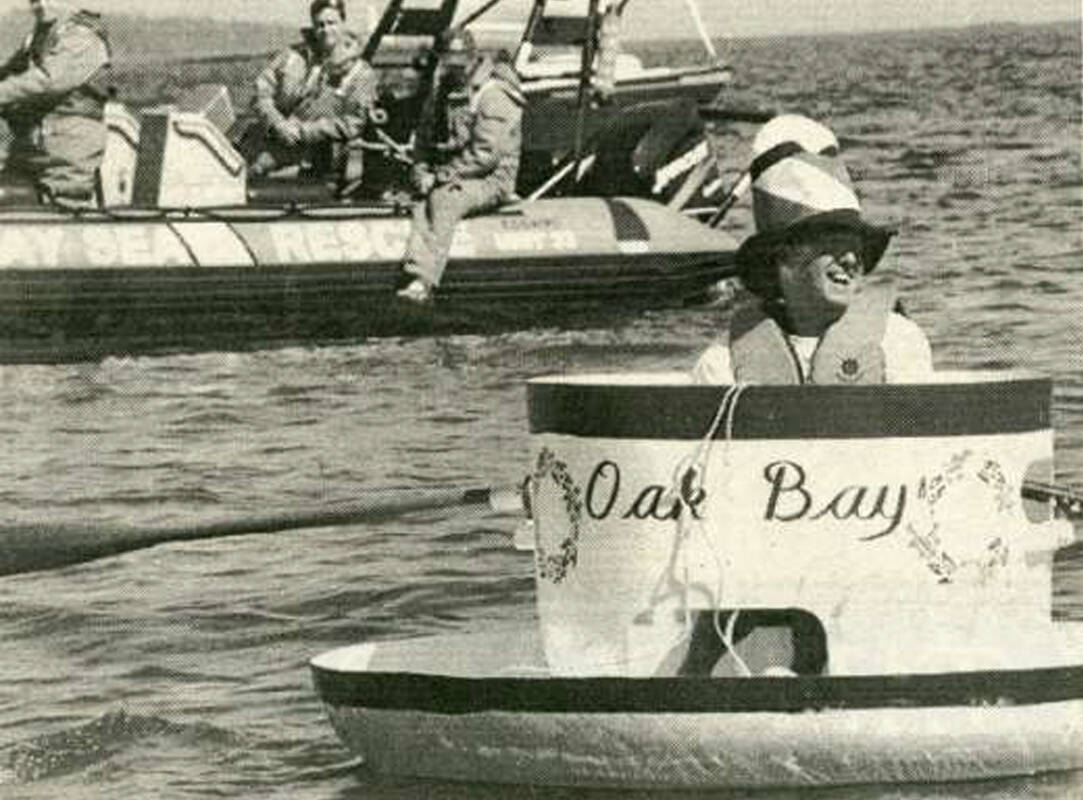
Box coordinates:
[0,710,231,784]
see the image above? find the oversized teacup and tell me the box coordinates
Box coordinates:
[527,372,1076,677]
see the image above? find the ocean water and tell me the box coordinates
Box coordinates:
[0,21,1079,799]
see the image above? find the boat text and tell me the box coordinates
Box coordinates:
[0,225,192,268]
[764,459,907,540]
[492,228,578,252]
[584,460,706,521]
[267,220,475,263]
[577,457,908,538]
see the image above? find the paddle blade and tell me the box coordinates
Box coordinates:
[0,522,162,577]
[0,486,523,577]
[1023,479,1083,521]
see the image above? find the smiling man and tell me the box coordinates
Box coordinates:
[242,0,378,193]
[692,115,933,385]
[0,0,111,203]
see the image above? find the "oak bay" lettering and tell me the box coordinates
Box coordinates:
[579,457,907,539]
[585,460,706,521]
[764,459,906,539]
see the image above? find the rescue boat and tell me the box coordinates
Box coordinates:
[0,0,747,364]
[0,94,738,364]
[0,188,737,363]
[311,371,1083,790]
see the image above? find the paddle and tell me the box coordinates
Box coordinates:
[706,170,751,227]
[1,477,1075,578]
[0,485,525,578]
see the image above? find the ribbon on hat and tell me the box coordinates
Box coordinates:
[751,150,861,235]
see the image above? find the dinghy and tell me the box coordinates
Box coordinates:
[311,371,1083,790]
[0,0,747,363]
[0,94,739,363]
[0,187,736,363]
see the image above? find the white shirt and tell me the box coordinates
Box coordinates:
[692,313,935,384]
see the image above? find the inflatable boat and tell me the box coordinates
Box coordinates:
[0,191,736,363]
[0,94,738,364]
[311,372,1083,790]
[0,0,748,364]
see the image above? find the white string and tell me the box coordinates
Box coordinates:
[666,383,751,676]
[683,0,719,61]
[576,384,752,676]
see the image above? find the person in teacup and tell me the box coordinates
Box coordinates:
[692,115,933,385]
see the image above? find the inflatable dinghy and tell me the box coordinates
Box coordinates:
[0,90,738,363]
[0,193,736,363]
[312,371,1083,790]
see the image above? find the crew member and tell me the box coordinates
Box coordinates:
[692,115,933,385]
[0,0,111,203]
[397,30,525,304]
[243,0,378,192]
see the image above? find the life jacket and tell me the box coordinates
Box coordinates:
[426,58,524,193]
[730,286,895,384]
[66,9,112,104]
[12,8,111,119]
[291,36,368,121]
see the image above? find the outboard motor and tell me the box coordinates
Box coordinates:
[521,97,725,212]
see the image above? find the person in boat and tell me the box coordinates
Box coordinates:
[691,118,933,385]
[0,0,111,204]
[682,119,933,676]
[242,0,379,194]
[396,30,526,304]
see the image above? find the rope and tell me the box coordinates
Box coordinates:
[665,382,751,676]
[550,384,751,677]
[555,379,746,676]
[683,0,719,62]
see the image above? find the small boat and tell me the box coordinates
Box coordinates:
[0,0,746,363]
[311,371,1083,790]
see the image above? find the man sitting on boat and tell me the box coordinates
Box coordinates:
[396,30,526,305]
[239,0,379,195]
[0,0,111,204]
[693,116,933,385]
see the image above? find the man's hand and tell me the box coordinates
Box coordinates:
[433,165,456,186]
[411,163,436,195]
[273,117,302,147]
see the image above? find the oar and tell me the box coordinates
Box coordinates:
[1022,479,1083,521]
[0,486,525,578]
[3,477,1075,578]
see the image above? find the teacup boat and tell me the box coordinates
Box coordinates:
[311,371,1083,790]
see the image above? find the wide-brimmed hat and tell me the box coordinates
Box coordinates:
[736,115,893,296]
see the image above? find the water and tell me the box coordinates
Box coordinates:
[0,22,1079,799]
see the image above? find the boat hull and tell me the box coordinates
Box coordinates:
[0,197,736,363]
[311,628,1083,790]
